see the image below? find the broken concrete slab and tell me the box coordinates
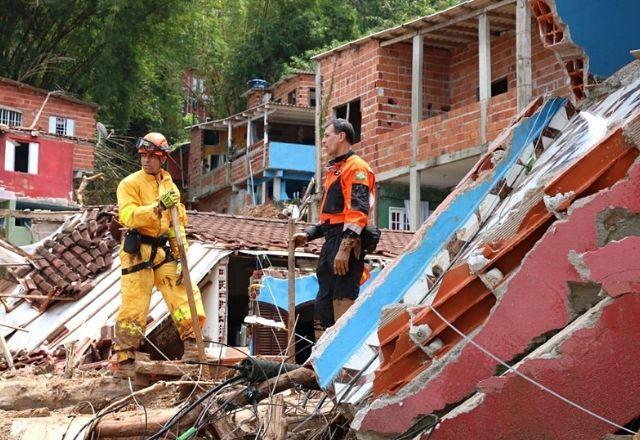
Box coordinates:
[356,146,640,436]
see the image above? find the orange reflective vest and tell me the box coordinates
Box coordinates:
[320,151,375,234]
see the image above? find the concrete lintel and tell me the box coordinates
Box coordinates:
[377,145,484,182]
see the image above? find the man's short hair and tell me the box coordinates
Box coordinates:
[326,118,355,145]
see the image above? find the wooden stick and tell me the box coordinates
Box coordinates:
[287,216,296,361]
[169,206,210,378]
[0,321,28,332]
[0,332,15,371]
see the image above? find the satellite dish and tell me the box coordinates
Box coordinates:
[96,122,108,144]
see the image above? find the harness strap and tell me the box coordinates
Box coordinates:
[121,244,174,275]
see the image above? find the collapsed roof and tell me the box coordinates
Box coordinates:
[310,61,640,438]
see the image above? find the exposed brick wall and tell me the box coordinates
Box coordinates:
[319,22,568,177]
[189,127,203,190]
[246,90,268,109]
[272,74,316,107]
[0,81,97,140]
[193,185,234,213]
[0,79,97,178]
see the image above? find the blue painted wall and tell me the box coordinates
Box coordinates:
[258,270,381,312]
[311,98,567,388]
[268,142,316,173]
[556,0,640,77]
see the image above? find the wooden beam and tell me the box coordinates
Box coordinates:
[217,367,319,407]
[0,209,79,221]
[516,0,533,112]
[381,0,515,47]
[478,12,492,146]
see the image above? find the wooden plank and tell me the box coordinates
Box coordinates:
[381,0,515,47]
[0,332,14,371]
[134,352,201,378]
[0,209,79,221]
[516,0,533,111]
[478,12,492,146]
[264,394,287,440]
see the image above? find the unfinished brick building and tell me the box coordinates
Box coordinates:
[313,0,569,230]
[0,77,97,204]
[188,71,316,213]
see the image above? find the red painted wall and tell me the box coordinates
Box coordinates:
[0,133,74,199]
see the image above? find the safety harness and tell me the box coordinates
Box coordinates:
[121,233,175,275]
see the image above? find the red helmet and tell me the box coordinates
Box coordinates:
[136,132,169,156]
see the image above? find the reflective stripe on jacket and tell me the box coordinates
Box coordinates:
[320,151,375,234]
[117,169,187,238]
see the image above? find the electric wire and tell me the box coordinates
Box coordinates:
[429,305,638,435]
[147,376,243,440]
[127,377,148,439]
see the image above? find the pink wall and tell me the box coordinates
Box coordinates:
[0,133,74,199]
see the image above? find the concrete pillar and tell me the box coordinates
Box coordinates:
[246,117,255,205]
[516,0,533,112]
[200,269,219,342]
[273,176,282,201]
[478,13,491,146]
[409,168,421,231]
[409,33,424,231]
[260,181,267,204]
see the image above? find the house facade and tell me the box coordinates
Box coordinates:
[188,71,316,213]
[313,0,571,230]
[0,77,97,205]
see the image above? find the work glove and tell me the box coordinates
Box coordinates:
[333,237,361,276]
[158,188,179,210]
[291,232,308,248]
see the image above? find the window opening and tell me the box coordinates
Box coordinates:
[334,98,361,143]
[309,88,316,107]
[389,207,410,231]
[0,108,22,127]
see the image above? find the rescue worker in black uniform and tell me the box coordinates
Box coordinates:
[292,118,376,338]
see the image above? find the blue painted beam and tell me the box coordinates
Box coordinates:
[310,98,566,388]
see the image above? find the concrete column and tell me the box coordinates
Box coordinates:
[516,0,533,112]
[246,118,255,205]
[409,168,421,231]
[409,33,424,231]
[225,121,232,184]
[260,181,267,204]
[200,269,219,342]
[273,176,282,201]
[478,13,491,146]
[263,110,269,167]
[313,62,323,223]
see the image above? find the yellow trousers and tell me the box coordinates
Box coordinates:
[114,243,205,361]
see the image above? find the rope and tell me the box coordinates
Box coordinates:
[428,305,638,435]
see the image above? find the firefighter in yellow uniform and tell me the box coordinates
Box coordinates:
[112,132,205,376]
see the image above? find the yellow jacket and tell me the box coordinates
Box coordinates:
[117,169,187,238]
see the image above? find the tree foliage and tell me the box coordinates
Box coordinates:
[0,0,460,204]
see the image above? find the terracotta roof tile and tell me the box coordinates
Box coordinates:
[187,212,413,258]
[8,206,118,311]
